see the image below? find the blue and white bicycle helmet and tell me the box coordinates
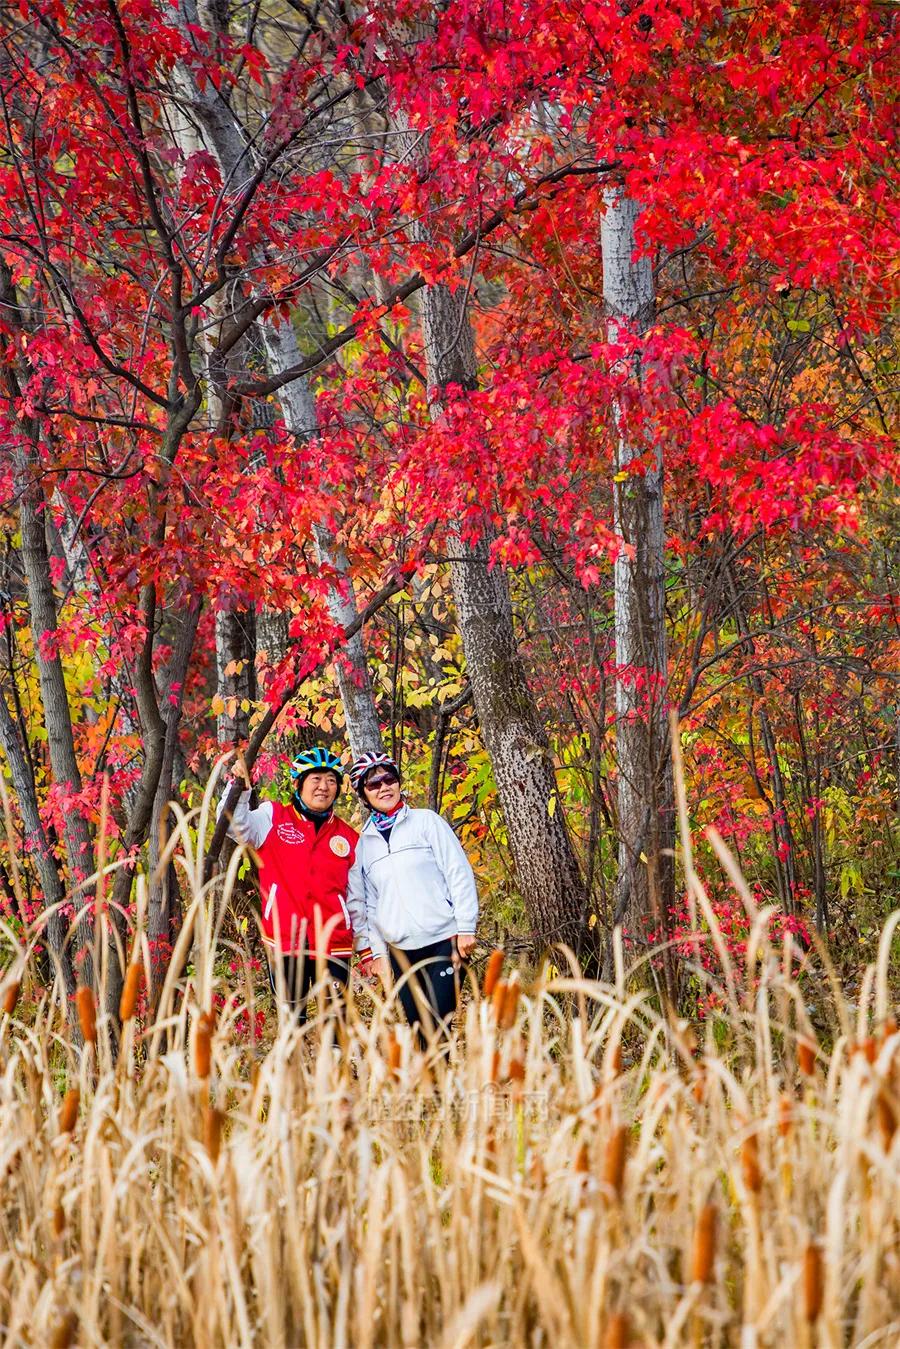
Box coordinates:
[349,750,400,797]
[289,746,345,786]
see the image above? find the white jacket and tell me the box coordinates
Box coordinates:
[346,804,478,959]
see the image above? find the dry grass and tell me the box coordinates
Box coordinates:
[0,778,898,1347]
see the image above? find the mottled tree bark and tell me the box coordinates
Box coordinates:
[174,0,383,758]
[419,279,590,956]
[601,192,675,972]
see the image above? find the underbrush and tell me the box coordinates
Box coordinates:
[0,793,897,1347]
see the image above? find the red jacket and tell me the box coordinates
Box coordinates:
[243,801,359,956]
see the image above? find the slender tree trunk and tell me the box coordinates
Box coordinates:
[601,192,675,973]
[173,0,383,758]
[1,261,96,984]
[419,279,590,956]
[0,694,76,999]
[147,598,202,1003]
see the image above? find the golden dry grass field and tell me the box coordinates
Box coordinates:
[1,789,898,1348]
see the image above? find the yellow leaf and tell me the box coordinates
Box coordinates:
[211,694,225,716]
[547,795,557,817]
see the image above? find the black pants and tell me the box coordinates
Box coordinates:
[267,951,349,1023]
[389,938,461,1046]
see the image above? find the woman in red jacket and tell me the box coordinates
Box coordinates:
[219,747,367,1020]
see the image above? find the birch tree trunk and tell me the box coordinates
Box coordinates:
[419,281,590,955]
[173,0,383,758]
[601,192,675,968]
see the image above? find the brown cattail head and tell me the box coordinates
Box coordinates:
[693,1071,706,1104]
[194,1020,212,1080]
[483,948,505,999]
[778,1093,793,1138]
[490,1049,501,1084]
[798,1036,816,1076]
[387,1031,401,1077]
[203,1105,224,1164]
[3,980,20,1017]
[499,979,520,1031]
[691,1203,717,1284]
[876,1090,897,1150]
[741,1131,763,1193]
[603,1125,628,1200]
[575,1141,590,1174]
[803,1241,824,1324]
[603,1312,630,1349]
[50,1312,78,1349]
[119,962,143,1023]
[491,978,507,1021]
[75,986,96,1045]
[58,1087,80,1136]
[52,1202,65,1237]
[509,1057,526,1085]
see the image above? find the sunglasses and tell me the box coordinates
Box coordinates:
[364,772,399,791]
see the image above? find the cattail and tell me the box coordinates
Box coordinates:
[75,986,96,1045]
[491,978,507,1021]
[798,1036,816,1076]
[603,1312,630,1349]
[603,1125,628,1199]
[58,1088,80,1136]
[119,963,143,1022]
[691,1203,717,1284]
[607,1041,623,1077]
[194,1019,212,1079]
[509,1057,525,1085]
[778,1093,793,1137]
[50,1312,78,1349]
[490,1050,501,1083]
[483,948,504,998]
[693,1070,706,1104]
[52,1202,65,1237]
[499,980,520,1031]
[387,1032,401,1077]
[803,1241,824,1324]
[3,980,20,1017]
[876,1090,897,1149]
[741,1131,763,1193]
[203,1105,224,1164]
[858,1030,879,1063]
[575,1141,590,1174]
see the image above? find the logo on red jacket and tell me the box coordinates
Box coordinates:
[276,821,306,845]
[330,836,350,857]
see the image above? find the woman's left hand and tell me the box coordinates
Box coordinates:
[455,933,477,963]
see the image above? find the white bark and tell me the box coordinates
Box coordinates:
[602,192,674,949]
[173,0,383,758]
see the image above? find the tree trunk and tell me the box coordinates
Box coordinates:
[419,279,590,957]
[601,192,675,971]
[147,598,202,1003]
[1,261,96,984]
[0,693,76,999]
[173,0,384,759]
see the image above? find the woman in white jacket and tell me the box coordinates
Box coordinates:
[347,752,478,1043]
